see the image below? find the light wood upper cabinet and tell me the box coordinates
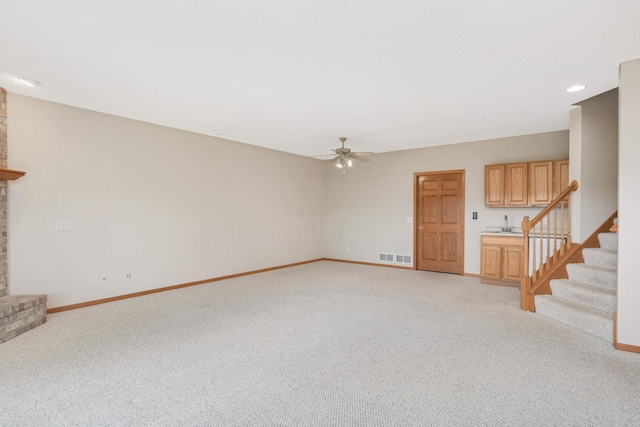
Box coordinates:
[485,165,505,206]
[529,161,554,206]
[505,163,528,206]
[553,159,570,199]
[485,163,528,207]
[485,158,568,207]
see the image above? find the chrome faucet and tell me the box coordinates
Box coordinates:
[503,215,509,232]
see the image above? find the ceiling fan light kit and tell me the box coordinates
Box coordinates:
[328,137,372,174]
[334,157,353,174]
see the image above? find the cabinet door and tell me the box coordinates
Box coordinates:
[529,161,554,206]
[485,165,505,206]
[502,246,524,282]
[553,159,570,199]
[481,246,502,280]
[505,163,528,206]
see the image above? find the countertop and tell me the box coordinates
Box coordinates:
[479,231,524,236]
[479,231,568,238]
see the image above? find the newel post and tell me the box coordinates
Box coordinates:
[521,216,531,277]
[520,216,534,311]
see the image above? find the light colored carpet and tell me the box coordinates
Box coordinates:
[1,261,639,426]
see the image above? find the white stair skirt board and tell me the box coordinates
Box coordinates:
[535,232,618,343]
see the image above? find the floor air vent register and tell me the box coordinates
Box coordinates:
[379,253,412,265]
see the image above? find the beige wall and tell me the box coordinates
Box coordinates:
[321,131,569,275]
[2,94,577,309]
[569,89,619,242]
[617,59,640,347]
[7,94,325,308]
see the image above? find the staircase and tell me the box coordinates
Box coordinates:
[535,232,617,342]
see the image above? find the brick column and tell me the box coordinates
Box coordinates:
[0,92,48,341]
[0,88,8,297]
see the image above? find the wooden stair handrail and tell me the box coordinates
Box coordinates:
[523,180,579,232]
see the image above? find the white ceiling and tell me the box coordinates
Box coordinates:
[1,1,639,157]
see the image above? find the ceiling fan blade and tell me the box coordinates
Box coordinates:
[351,152,374,156]
[349,155,370,163]
[311,154,336,159]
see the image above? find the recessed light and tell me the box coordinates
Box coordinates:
[211,127,226,132]
[17,77,40,87]
[566,85,586,93]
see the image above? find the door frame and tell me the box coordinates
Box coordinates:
[413,169,465,274]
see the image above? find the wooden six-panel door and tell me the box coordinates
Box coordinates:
[415,171,465,274]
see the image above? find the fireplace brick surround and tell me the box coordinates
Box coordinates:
[0,88,8,298]
[0,87,47,343]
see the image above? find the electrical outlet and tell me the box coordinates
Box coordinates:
[100,274,107,284]
[346,246,350,252]
[126,272,132,279]
[92,275,99,285]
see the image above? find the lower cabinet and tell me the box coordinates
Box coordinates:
[480,235,524,286]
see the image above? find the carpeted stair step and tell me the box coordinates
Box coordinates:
[535,294,613,341]
[582,248,618,269]
[598,232,618,251]
[566,263,617,290]
[549,279,616,313]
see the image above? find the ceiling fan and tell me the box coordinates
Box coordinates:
[323,137,374,174]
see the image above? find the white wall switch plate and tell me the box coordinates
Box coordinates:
[63,221,72,231]
[55,220,63,231]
